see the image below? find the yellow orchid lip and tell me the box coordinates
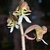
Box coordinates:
[36,29,43,42]
[36,26,47,42]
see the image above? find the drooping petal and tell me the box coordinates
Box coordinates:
[18,15,23,25]
[15,25,19,29]
[41,39,48,45]
[10,26,14,33]
[24,16,31,23]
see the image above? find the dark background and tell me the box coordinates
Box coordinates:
[0,0,50,50]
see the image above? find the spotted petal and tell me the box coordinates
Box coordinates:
[24,16,31,23]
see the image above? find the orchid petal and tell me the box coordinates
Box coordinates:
[8,27,11,28]
[13,12,17,16]
[24,16,31,23]
[10,26,14,33]
[15,11,20,12]
[24,13,31,15]
[18,15,23,25]
[15,25,19,29]
[41,39,48,45]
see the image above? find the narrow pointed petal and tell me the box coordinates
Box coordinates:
[41,39,48,45]
[24,13,31,15]
[15,25,19,29]
[8,27,11,28]
[13,12,17,16]
[10,26,14,33]
[13,12,20,16]
[18,15,23,25]
[24,16,31,23]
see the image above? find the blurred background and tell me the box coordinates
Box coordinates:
[0,0,50,50]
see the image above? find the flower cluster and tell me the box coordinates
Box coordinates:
[23,25,48,45]
[7,1,31,33]
[7,1,48,45]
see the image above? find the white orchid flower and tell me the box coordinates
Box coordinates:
[13,9,31,25]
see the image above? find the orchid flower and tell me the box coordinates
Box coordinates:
[23,25,48,45]
[13,2,31,25]
[13,7,21,16]
[7,15,19,33]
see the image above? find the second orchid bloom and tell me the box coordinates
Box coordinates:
[7,15,19,33]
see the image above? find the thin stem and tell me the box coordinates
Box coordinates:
[19,0,26,50]
[20,23,26,50]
